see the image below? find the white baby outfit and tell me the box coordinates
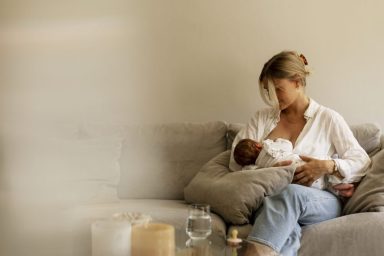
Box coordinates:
[255,138,325,189]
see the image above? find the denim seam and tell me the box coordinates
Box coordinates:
[306,197,340,205]
[299,196,341,225]
[300,195,339,213]
[247,236,280,252]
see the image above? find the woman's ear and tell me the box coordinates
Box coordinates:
[295,80,301,88]
[291,75,301,88]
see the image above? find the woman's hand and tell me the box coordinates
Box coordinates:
[332,183,355,197]
[293,156,332,187]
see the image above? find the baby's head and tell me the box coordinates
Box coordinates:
[233,139,263,166]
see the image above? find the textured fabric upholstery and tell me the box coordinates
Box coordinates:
[343,148,384,214]
[118,121,228,200]
[61,122,384,256]
[349,123,382,155]
[299,212,384,256]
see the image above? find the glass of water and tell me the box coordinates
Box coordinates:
[186,204,212,240]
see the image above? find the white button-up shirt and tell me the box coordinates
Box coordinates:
[229,98,371,186]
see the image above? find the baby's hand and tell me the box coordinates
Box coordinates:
[332,183,355,197]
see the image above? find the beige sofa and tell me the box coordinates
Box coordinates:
[65,121,384,256]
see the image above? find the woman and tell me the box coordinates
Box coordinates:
[229,51,371,256]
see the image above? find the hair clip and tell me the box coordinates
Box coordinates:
[299,54,308,65]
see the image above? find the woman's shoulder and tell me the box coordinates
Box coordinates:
[315,101,346,130]
[311,99,344,122]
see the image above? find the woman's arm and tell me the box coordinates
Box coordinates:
[293,111,371,193]
[329,112,371,183]
[327,113,371,197]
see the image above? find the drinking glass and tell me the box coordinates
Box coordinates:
[186,204,212,239]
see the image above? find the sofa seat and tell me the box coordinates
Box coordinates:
[69,199,227,256]
[299,212,384,256]
[228,212,384,256]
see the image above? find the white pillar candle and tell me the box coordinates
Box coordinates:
[131,223,175,256]
[92,220,131,256]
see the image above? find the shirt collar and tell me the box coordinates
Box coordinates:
[304,98,319,120]
[270,97,319,121]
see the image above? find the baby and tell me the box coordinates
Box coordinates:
[233,138,324,189]
[233,138,263,166]
[233,138,302,168]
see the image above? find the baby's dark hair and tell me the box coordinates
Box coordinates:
[233,138,259,166]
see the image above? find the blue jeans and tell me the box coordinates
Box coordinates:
[247,184,342,256]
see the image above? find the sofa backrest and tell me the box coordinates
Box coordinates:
[117,121,381,200]
[117,121,228,200]
[16,121,377,206]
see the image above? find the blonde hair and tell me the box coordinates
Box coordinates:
[259,51,311,107]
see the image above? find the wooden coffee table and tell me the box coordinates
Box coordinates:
[175,228,247,256]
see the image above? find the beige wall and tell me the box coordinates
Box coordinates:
[1,1,384,254]
[1,0,384,128]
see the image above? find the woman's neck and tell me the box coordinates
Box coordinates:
[281,96,310,119]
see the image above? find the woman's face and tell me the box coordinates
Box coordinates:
[272,78,300,110]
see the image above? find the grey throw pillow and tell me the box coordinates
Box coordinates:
[184,150,295,225]
[343,149,384,214]
[349,123,381,155]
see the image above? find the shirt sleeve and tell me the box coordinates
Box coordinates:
[229,111,263,171]
[330,112,371,183]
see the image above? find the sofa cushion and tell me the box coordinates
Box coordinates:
[226,123,245,150]
[184,150,295,225]
[58,137,122,205]
[299,212,384,256]
[349,123,382,155]
[343,149,384,214]
[227,123,382,155]
[228,213,384,256]
[118,121,228,200]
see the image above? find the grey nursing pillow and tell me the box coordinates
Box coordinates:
[184,150,295,225]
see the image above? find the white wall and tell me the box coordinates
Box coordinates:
[1,0,384,127]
